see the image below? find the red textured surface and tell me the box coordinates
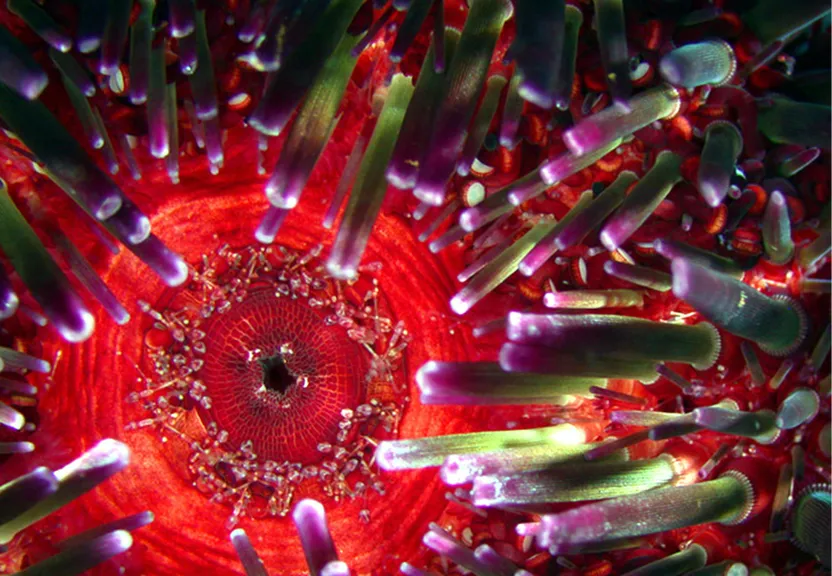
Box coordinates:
[200,289,367,464]
[0,0,829,575]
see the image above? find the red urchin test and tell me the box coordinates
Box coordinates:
[0,0,828,575]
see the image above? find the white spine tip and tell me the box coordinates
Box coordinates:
[374,442,395,471]
[292,498,325,522]
[61,310,96,343]
[415,362,436,392]
[450,295,469,315]
[599,229,618,252]
[169,260,190,288]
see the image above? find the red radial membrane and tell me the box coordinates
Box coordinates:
[197,287,371,465]
[131,239,412,525]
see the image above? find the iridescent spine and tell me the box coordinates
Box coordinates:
[0,266,19,320]
[499,72,524,149]
[0,25,48,100]
[659,41,736,89]
[177,31,197,75]
[388,29,461,188]
[420,199,462,243]
[537,138,623,189]
[377,424,587,471]
[698,121,742,207]
[417,361,604,405]
[473,544,527,576]
[655,238,744,279]
[128,0,154,105]
[778,147,820,177]
[328,75,414,279]
[93,107,119,176]
[671,258,807,355]
[0,468,58,527]
[776,388,820,430]
[101,196,151,245]
[0,347,50,373]
[50,228,129,326]
[758,97,832,150]
[789,484,831,569]
[389,0,434,62]
[147,46,169,159]
[769,359,794,391]
[230,529,268,576]
[537,472,754,549]
[168,0,196,38]
[500,344,660,382]
[61,72,104,149]
[431,0,446,72]
[553,5,582,110]
[16,530,133,575]
[740,341,766,386]
[459,171,540,232]
[255,207,289,245]
[293,499,339,576]
[543,289,643,309]
[511,0,564,109]
[797,229,830,272]
[123,235,189,287]
[7,0,72,52]
[441,442,624,486]
[413,0,513,205]
[472,455,678,506]
[456,235,510,281]
[0,182,95,343]
[422,530,507,576]
[594,0,632,108]
[57,511,153,550]
[76,0,107,53]
[98,0,130,75]
[248,0,364,135]
[693,406,779,443]
[742,0,831,45]
[555,171,635,249]
[518,191,593,276]
[603,261,672,292]
[49,48,95,97]
[600,151,683,251]
[450,219,558,314]
[563,85,680,157]
[188,10,220,121]
[0,402,24,431]
[810,324,831,373]
[265,33,359,209]
[507,312,721,369]
[762,191,795,264]
[321,561,351,576]
[0,83,123,220]
[0,440,129,545]
[457,74,506,177]
[324,130,367,229]
[621,544,708,576]
[164,84,180,183]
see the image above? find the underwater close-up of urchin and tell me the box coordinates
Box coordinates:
[0,0,829,574]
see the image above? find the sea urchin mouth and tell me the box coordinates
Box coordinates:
[129,242,410,525]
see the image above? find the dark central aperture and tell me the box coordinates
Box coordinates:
[259,354,294,395]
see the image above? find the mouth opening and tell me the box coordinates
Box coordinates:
[259,352,296,396]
